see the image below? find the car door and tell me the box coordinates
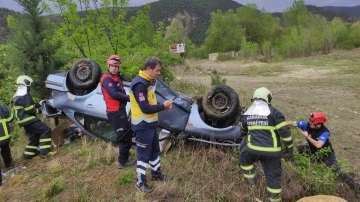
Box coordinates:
[155,79,191,133]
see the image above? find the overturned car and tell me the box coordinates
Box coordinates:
[42,59,244,147]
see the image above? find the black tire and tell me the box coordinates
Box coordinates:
[69,58,102,89]
[202,84,239,121]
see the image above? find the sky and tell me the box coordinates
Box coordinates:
[0,0,359,13]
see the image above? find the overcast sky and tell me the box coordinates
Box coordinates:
[0,0,359,13]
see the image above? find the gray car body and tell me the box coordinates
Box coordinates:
[43,70,241,145]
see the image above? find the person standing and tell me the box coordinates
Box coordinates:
[13,75,53,159]
[130,56,174,193]
[239,87,293,202]
[100,55,135,168]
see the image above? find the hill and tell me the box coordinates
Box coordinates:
[0,0,359,46]
[324,5,360,18]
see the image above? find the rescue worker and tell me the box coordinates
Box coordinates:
[100,54,135,168]
[0,104,14,168]
[239,87,293,202]
[288,112,360,198]
[13,75,53,159]
[130,56,174,193]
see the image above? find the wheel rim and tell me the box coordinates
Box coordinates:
[76,63,92,82]
[210,91,231,113]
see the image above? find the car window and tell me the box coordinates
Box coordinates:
[155,78,178,100]
[74,112,117,144]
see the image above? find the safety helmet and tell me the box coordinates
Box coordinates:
[252,87,272,104]
[107,54,121,67]
[16,75,33,86]
[309,112,327,124]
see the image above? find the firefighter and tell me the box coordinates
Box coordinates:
[100,54,135,168]
[13,75,54,159]
[0,104,14,169]
[239,87,293,202]
[130,56,174,193]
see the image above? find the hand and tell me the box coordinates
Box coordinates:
[163,100,174,109]
[39,99,47,106]
[166,105,173,111]
[300,130,311,138]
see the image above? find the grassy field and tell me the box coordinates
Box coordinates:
[1,49,360,201]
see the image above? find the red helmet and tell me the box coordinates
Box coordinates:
[107,55,121,67]
[309,112,327,124]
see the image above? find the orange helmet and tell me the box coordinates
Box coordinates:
[309,112,327,124]
[107,55,121,67]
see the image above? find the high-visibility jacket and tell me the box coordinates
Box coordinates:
[0,104,14,145]
[13,93,41,127]
[241,106,293,157]
[129,70,161,131]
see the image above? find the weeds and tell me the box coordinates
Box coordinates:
[210,69,227,85]
[43,176,66,198]
[240,65,287,76]
[116,170,133,187]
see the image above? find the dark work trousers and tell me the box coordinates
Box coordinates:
[297,144,359,193]
[135,128,162,186]
[240,150,282,201]
[23,120,51,159]
[107,110,133,165]
[0,140,12,167]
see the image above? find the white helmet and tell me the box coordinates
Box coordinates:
[16,75,33,86]
[253,87,272,104]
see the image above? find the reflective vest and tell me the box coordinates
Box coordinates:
[130,70,158,130]
[13,93,40,127]
[0,104,14,144]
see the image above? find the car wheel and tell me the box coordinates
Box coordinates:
[202,84,239,121]
[69,58,102,89]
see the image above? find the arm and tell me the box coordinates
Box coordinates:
[133,83,165,114]
[274,110,293,149]
[102,77,130,102]
[301,130,327,148]
[287,121,297,127]
[24,94,41,115]
[240,116,248,137]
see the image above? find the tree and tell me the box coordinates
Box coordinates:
[7,0,65,98]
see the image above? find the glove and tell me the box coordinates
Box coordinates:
[283,147,294,162]
[36,108,42,114]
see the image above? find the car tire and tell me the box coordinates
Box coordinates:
[202,84,239,121]
[69,58,102,89]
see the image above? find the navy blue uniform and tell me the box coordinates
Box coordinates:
[100,71,132,165]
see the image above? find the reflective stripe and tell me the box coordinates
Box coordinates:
[40,138,52,142]
[275,121,287,129]
[0,121,10,140]
[151,163,160,171]
[26,145,38,149]
[244,173,255,179]
[282,136,292,142]
[241,165,254,170]
[248,126,275,130]
[24,105,35,111]
[248,143,281,152]
[24,151,36,155]
[136,168,146,175]
[40,145,51,149]
[137,161,149,168]
[17,116,36,124]
[267,187,282,194]
[248,125,279,151]
[6,111,14,122]
[149,157,160,166]
[286,144,293,149]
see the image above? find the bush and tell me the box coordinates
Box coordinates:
[217,53,233,61]
[210,70,227,85]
